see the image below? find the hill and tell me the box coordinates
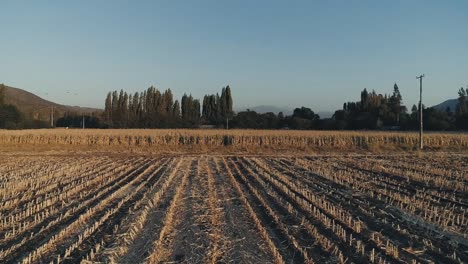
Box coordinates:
[235,105,292,115]
[432,99,458,112]
[235,105,333,118]
[2,85,102,123]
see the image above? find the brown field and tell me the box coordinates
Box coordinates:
[0,129,467,154]
[0,130,467,263]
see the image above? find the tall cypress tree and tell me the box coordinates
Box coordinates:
[103,85,233,128]
[111,91,118,127]
[202,95,209,121]
[104,92,112,125]
[131,92,139,127]
[219,87,226,121]
[164,89,174,116]
[173,100,181,118]
[192,99,201,123]
[181,93,189,121]
[215,93,221,124]
[360,89,369,111]
[225,85,233,119]
[390,83,403,124]
[218,85,233,128]
[122,92,129,127]
[116,90,125,128]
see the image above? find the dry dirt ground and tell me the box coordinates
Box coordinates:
[0,153,467,263]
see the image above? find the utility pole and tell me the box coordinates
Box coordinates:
[82,113,85,129]
[416,74,425,150]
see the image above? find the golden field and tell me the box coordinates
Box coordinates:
[0,129,467,263]
[1,154,467,263]
[0,129,467,153]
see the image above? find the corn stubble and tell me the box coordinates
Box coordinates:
[0,132,466,263]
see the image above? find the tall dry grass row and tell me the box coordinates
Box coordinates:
[0,129,466,152]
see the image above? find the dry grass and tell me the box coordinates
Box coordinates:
[0,154,466,263]
[0,129,466,153]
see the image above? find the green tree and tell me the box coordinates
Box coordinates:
[0,84,5,105]
[122,92,129,127]
[225,85,233,118]
[181,93,189,121]
[103,85,232,128]
[456,87,467,115]
[456,87,468,130]
[424,108,453,130]
[164,89,174,115]
[129,92,140,128]
[111,91,118,127]
[290,107,320,129]
[104,92,112,125]
[0,104,23,129]
[115,90,125,128]
[173,100,181,118]
[181,94,200,127]
[192,99,201,123]
[202,95,212,123]
[389,83,403,125]
[360,88,369,111]
[219,85,233,128]
[202,93,224,126]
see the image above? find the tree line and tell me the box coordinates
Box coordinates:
[99,85,233,128]
[230,84,468,131]
[455,87,468,130]
[53,83,468,131]
[1,82,467,131]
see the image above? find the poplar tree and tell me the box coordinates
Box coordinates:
[111,91,118,127]
[390,83,403,124]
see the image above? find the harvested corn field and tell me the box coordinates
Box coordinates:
[0,129,467,153]
[0,153,466,263]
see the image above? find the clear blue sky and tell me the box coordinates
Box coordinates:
[1,0,467,112]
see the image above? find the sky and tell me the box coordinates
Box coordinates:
[0,0,467,112]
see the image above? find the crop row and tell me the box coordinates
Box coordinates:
[0,154,466,263]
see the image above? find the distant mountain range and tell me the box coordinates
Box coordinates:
[2,84,458,123]
[235,105,293,115]
[3,85,102,122]
[238,100,461,119]
[432,99,458,112]
[235,105,334,118]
